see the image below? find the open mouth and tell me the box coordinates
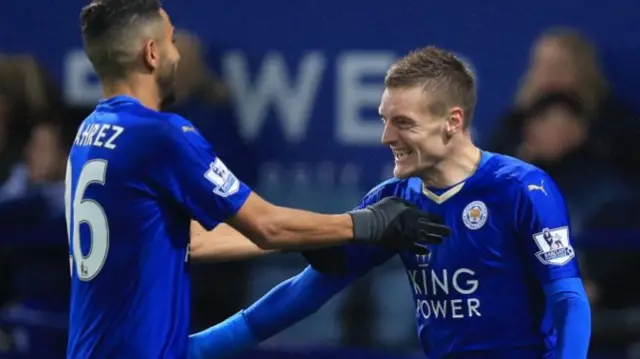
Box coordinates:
[392,149,414,162]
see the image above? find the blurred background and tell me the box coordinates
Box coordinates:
[1,0,640,358]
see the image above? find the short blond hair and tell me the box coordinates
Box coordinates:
[385,46,477,127]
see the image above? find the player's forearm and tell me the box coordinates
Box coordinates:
[554,296,591,359]
[188,312,256,359]
[544,278,591,359]
[228,193,353,250]
[254,207,353,249]
[244,266,353,339]
[189,222,276,261]
[188,267,351,358]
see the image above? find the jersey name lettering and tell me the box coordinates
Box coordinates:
[74,123,124,149]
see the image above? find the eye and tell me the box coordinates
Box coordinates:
[395,117,414,128]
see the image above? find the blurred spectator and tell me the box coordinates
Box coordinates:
[0,56,70,357]
[489,28,640,231]
[174,30,230,106]
[0,55,64,183]
[0,121,70,359]
[0,122,69,305]
[25,123,68,185]
[513,27,608,113]
[0,55,68,310]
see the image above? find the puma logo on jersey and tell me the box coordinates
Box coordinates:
[182,126,197,133]
[527,181,547,196]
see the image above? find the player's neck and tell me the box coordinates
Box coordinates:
[421,137,481,189]
[101,75,162,111]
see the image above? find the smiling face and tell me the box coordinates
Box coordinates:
[380,47,477,179]
[379,86,464,179]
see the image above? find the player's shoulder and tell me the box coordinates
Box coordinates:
[159,112,199,133]
[361,177,422,205]
[131,108,196,137]
[483,152,552,192]
[93,98,194,133]
[87,101,174,136]
[115,106,205,148]
[160,112,211,150]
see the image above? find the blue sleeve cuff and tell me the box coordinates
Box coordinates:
[188,311,257,359]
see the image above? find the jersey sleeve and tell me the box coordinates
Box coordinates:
[152,118,251,230]
[516,170,580,283]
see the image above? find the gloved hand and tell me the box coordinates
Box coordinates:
[303,197,450,275]
[349,196,450,252]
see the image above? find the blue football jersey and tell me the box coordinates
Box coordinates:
[343,151,580,359]
[65,96,251,358]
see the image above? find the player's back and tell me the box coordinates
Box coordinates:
[66,96,192,358]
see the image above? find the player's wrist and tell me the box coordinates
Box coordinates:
[188,311,257,358]
[327,213,356,242]
[347,208,379,243]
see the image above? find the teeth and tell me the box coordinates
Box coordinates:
[393,149,413,160]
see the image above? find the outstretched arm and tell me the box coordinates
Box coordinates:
[159,121,446,255]
[189,221,276,262]
[188,243,396,358]
[188,220,357,263]
[188,266,353,358]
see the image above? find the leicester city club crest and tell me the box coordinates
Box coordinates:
[462,200,488,230]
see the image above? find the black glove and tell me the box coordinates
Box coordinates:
[302,197,450,275]
[348,196,450,253]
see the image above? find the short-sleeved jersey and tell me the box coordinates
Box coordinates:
[65,96,251,359]
[342,151,580,359]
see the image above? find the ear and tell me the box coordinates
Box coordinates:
[142,39,160,72]
[446,107,464,135]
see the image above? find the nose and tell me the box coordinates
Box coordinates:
[381,123,397,145]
